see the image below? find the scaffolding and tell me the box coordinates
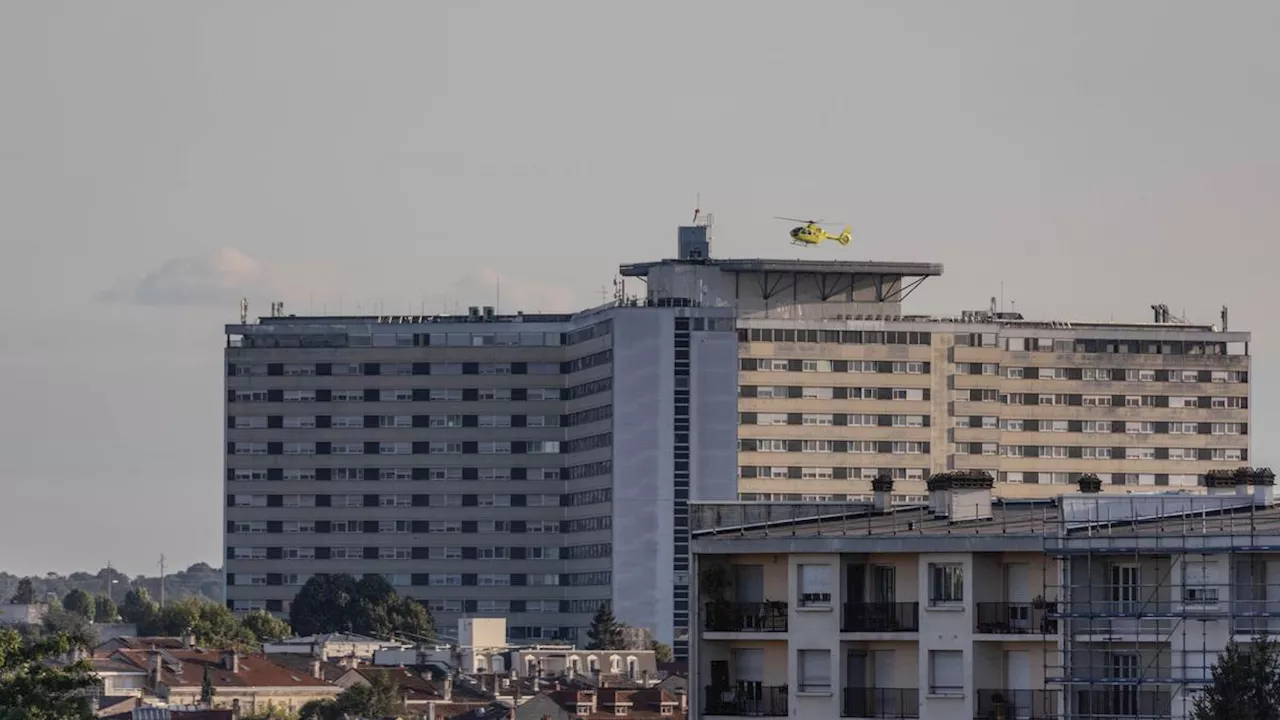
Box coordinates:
[1041,469,1279,720]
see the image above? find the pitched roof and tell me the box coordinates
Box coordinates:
[112,649,341,690]
[266,653,349,683]
[97,636,187,651]
[355,666,440,699]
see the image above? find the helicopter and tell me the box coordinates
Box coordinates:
[776,217,852,247]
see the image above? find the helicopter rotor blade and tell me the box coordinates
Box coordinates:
[775,216,823,224]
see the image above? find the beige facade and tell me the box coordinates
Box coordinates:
[691,475,1280,720]
[736,320,1251,501]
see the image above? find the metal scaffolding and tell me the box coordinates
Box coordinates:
[1042,468,1279,719]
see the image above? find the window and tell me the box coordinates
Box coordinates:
[379,415,412,428]
[797,650,831,693]
[429,388,463,401]
[798,564,832,607]
[1005,367,1024,379]
[478,388,512,401]
[929,650,963,694]
[380,442,411,455]
[929,563,963,605]
[283,389,316,402]
[430,414,463,428]
[234,416,267,429]
[429,547,463,560]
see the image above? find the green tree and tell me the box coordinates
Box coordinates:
[200,666,216,707]
[1193,636,1280,720]
[93,596,117,624]
[118,588,159,628]
[145,597,254,649]
[650,641,673,663]
[290,574,433,639]
[38,606,99,647]
[62,590,93,619]
[0,627,98,718]
[8,579,34,605]
[586,606,625,650]
[240,610,291,642]
[298,673,402,720]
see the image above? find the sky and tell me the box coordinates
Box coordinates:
[1,1,1277,576]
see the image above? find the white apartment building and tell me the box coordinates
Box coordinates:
[689,467,1279,720]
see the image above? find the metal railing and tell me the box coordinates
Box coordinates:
[842,687,920,718]
[974,689,1060,719]
[843,602,920,632]
[1071,688,1173,718]
[975,602,1058,634]
[703,601,789,632]
[704,684,788,716]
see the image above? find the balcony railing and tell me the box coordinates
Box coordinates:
[842,687,920,718]
[704,683,788,716]
[974,689,1060,719]
[843,602,920,632]
[1072,688,1173,718]
[704,601,789,632]
[975,602,1058,634]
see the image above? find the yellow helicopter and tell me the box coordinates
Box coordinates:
[776,217,852,247]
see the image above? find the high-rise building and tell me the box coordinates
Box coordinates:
[224,218,1252,655]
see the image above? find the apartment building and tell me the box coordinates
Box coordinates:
[224,290,740,656]
[689,467,1280,720]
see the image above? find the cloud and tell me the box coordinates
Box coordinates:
[448,267,579,314]
[96,248,268,306]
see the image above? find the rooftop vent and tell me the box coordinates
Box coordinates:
[927,470,994,522]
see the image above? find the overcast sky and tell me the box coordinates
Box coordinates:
[1,1,1276,576]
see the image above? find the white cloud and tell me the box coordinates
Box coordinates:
[448,267,579,314]
[96,248,268,306]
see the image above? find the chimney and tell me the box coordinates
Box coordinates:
[1077,474,1103,494]
[427,703,437,720]
[222,650,240,674]
[871,474,894,513]
[443,674,453,701]
[152,651,163,688]
[944,470,994,522]
[926,474,951,517]
[1204,470,1236,496]
[311,658,322,680]
[1253,468,1276,507]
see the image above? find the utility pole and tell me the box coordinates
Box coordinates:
[158,555,167,607]
[106,561,114,604]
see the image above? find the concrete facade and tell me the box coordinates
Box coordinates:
[690,470,1280,720]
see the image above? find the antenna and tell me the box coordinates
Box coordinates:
[692,193,701,224]
[158,555,167,607]
[1222,305,1229,331]
[239,298,248,324]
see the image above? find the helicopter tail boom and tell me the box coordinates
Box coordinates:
[835,227,852,245]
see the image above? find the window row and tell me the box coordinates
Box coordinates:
[966,418,1247,435]
[229,387,575,403]
[741,359,928,374]
[739,492,929,503]
[226,543,566,560]
[231,414,565,429]
[964,390,1248,408]
[957,445,1247,462]
[743,386,929,401]
[958,334,1242,356]
[227,519,568,534]
[227,492,574,509]
[742,412,928,427]
[228,440,567,456]
[225,562,610,589]
[739,328,931,345]
[739,467,929,481]
[228,467,565,482]
[740,439,930,455]
[959,365,1247,383]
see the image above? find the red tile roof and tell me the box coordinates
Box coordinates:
[112,649,339,690]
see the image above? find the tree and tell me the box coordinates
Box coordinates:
[93,595,117,624]
[62,590,93,619]
[8,579,34,605]
[1193,636,1280,720]
[118,588,159,628]
[586,606,625,650]
[290,574,434,639]
[38,606,99,647]
[650,641,673,663]
[144,597,255,649]
[200,666,216,707]
[299,673,402,720]
[0,627,98,718]
[240,610,291,643]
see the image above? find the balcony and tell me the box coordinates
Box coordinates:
[974,689,1060,719]
[843,603,920,632]
[704,684,788,717]
[975,603,1058,635]
[1071,688,1173,717]
[704,601,789,633]
[842,687,920,719]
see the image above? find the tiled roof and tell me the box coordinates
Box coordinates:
[266,653,349,683]
[112,649,340,690]
[98,636,187,651]
[355,666,439,699]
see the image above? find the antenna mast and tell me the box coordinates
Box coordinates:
[158,555,167,607]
